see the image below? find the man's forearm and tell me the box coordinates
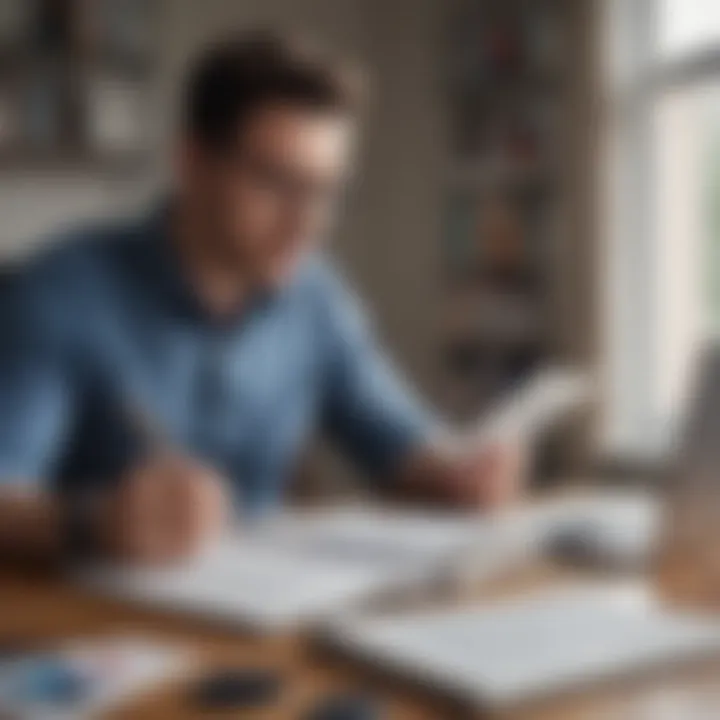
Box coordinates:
[395,439,528,508]
[395,443,458,503]
[0,488,64,565]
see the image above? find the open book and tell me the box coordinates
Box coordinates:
[77,506,535,631]
[77,490,658,632]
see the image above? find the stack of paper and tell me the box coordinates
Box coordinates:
[327,582,720,709]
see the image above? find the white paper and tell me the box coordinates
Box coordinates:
[78,492,659,632]
[79,510,536,632]
[459,366,592,448]
[80,538,401,631]
[329,582,720,708]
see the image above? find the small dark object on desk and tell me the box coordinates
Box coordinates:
[190,667,282,709]
[545,523,599,566]
[544,516,654,571]
[303,692,382,720]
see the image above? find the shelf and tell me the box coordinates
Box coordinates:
[0,147,149,174]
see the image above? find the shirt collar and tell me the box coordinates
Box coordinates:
[137,199,289,329]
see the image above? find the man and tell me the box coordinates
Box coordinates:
[0,32,522,567]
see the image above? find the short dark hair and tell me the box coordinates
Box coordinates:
[183,30,364,151]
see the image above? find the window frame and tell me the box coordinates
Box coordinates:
[601,0,720,461]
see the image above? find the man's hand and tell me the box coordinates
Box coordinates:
[440,442,525,508]
[97,454,229,565]
[399,440,526,510]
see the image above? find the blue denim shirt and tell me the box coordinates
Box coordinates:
[0,207,433,513]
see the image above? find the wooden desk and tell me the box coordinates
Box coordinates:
[3,562,720,719]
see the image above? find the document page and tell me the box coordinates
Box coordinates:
[329,582,720,708]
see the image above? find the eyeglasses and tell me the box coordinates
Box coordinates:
[230,151,346,209]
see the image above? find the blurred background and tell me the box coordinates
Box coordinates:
[0,0,716,491]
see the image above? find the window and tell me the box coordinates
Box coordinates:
[657,0,720,60]
[602,0,720,461]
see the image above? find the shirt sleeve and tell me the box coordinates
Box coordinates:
[318,266,438,479]
[0,271,76,486]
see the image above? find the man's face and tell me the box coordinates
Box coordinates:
[179,104,355,287]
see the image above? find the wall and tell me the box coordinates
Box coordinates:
[353,0,445,401]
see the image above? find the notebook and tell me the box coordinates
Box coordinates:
[80,537,403,631]
[77,506,537,632]
[327,582,720,709]
[78,492,659,632]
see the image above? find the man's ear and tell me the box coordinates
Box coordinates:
[174,135,214,191]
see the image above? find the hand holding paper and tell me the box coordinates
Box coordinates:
[400,441,525,510]
[451,441,527,508]
[401,367,590,510]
